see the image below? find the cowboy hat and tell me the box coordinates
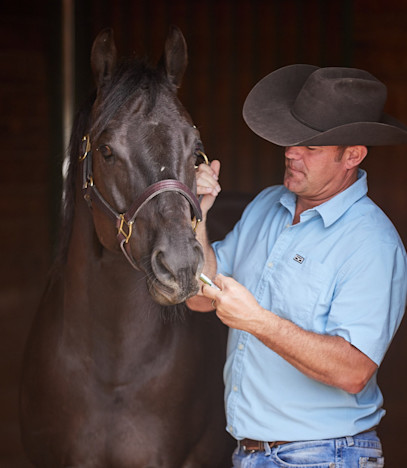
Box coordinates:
[242,64,407,146]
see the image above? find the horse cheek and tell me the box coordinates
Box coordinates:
[92,209,120,253]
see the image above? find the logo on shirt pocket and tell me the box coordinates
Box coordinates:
[293,254,305,264]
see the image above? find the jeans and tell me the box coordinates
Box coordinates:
[231,431,384,467]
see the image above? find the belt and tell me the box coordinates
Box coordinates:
[240,438,289,453]
[240,426,378,454]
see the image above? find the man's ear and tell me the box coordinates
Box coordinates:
[345,145,368,169]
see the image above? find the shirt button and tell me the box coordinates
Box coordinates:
[268,262,274,268]
[286,223,291,228]
[233,385,238,392]
[228,425,234,433]
[238,343,244,350]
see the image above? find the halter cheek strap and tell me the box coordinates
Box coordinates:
[80,134,203,270]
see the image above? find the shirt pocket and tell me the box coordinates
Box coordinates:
[272,254,331,331]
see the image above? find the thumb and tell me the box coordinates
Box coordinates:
[210,159,221,179]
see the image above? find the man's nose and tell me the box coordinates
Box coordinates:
[285,146,303,159]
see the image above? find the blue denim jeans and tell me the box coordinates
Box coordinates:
[231,431,384,467]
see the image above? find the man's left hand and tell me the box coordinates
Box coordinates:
[202,274,266,332]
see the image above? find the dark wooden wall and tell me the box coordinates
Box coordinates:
[1,1,52,466]
[1,0,407,466]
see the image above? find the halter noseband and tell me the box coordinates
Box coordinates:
[79,134,203,270]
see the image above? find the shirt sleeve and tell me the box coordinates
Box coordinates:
[326,241,407,366]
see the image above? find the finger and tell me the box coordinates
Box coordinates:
[213,273,228,290]
[197,160,219,178]
[197,159,220,176]
[196,171,220,191]
[197,186,221,200]
[212,274,223,290]
[201,284,219,300]
[196,173,221,197]
[210,159,221,178]
[196,165,220,189]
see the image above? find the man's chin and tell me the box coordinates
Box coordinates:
[284,174,304,192]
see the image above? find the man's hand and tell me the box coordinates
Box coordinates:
[186,160,221,313]
[201,274,266,331]
[196,160,221,217]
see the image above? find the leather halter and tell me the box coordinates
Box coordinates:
[79,134,203,270]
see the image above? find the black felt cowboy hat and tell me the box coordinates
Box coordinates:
[242,64,407,146]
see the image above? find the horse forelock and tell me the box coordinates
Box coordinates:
[91,58,165,141]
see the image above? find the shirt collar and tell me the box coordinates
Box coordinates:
[279,169,368,228]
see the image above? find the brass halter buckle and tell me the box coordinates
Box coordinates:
[118,214,133,243]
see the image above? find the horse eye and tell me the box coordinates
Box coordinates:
[96,144,113,159]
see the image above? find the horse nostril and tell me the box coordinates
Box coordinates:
[151,249,175,283]
[151,241,201,288]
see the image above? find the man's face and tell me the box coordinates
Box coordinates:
[284,146,350,204]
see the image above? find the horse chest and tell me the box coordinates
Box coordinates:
[22,335,211,467]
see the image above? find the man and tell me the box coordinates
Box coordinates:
[187,65,407,467]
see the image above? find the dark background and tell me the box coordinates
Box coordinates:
[1,0,407,466]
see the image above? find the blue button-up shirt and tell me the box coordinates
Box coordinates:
[213,170,407,441]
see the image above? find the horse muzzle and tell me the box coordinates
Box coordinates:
[147,233,203,305]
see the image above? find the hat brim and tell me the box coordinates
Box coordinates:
[243,64,407,146]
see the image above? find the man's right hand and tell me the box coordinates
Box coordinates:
[187,159,221,312]
[196,160,221,218]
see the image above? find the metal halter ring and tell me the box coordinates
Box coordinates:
[194,150,209,168]
[79,134,91,161]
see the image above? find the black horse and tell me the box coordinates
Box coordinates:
[20,26,234,467]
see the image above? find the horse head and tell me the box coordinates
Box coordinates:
[82,27,205,306]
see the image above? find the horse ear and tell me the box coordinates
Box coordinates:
[160,25,188,89]
[91,28,117,89]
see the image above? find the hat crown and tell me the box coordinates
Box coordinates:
[292,67,387,132]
